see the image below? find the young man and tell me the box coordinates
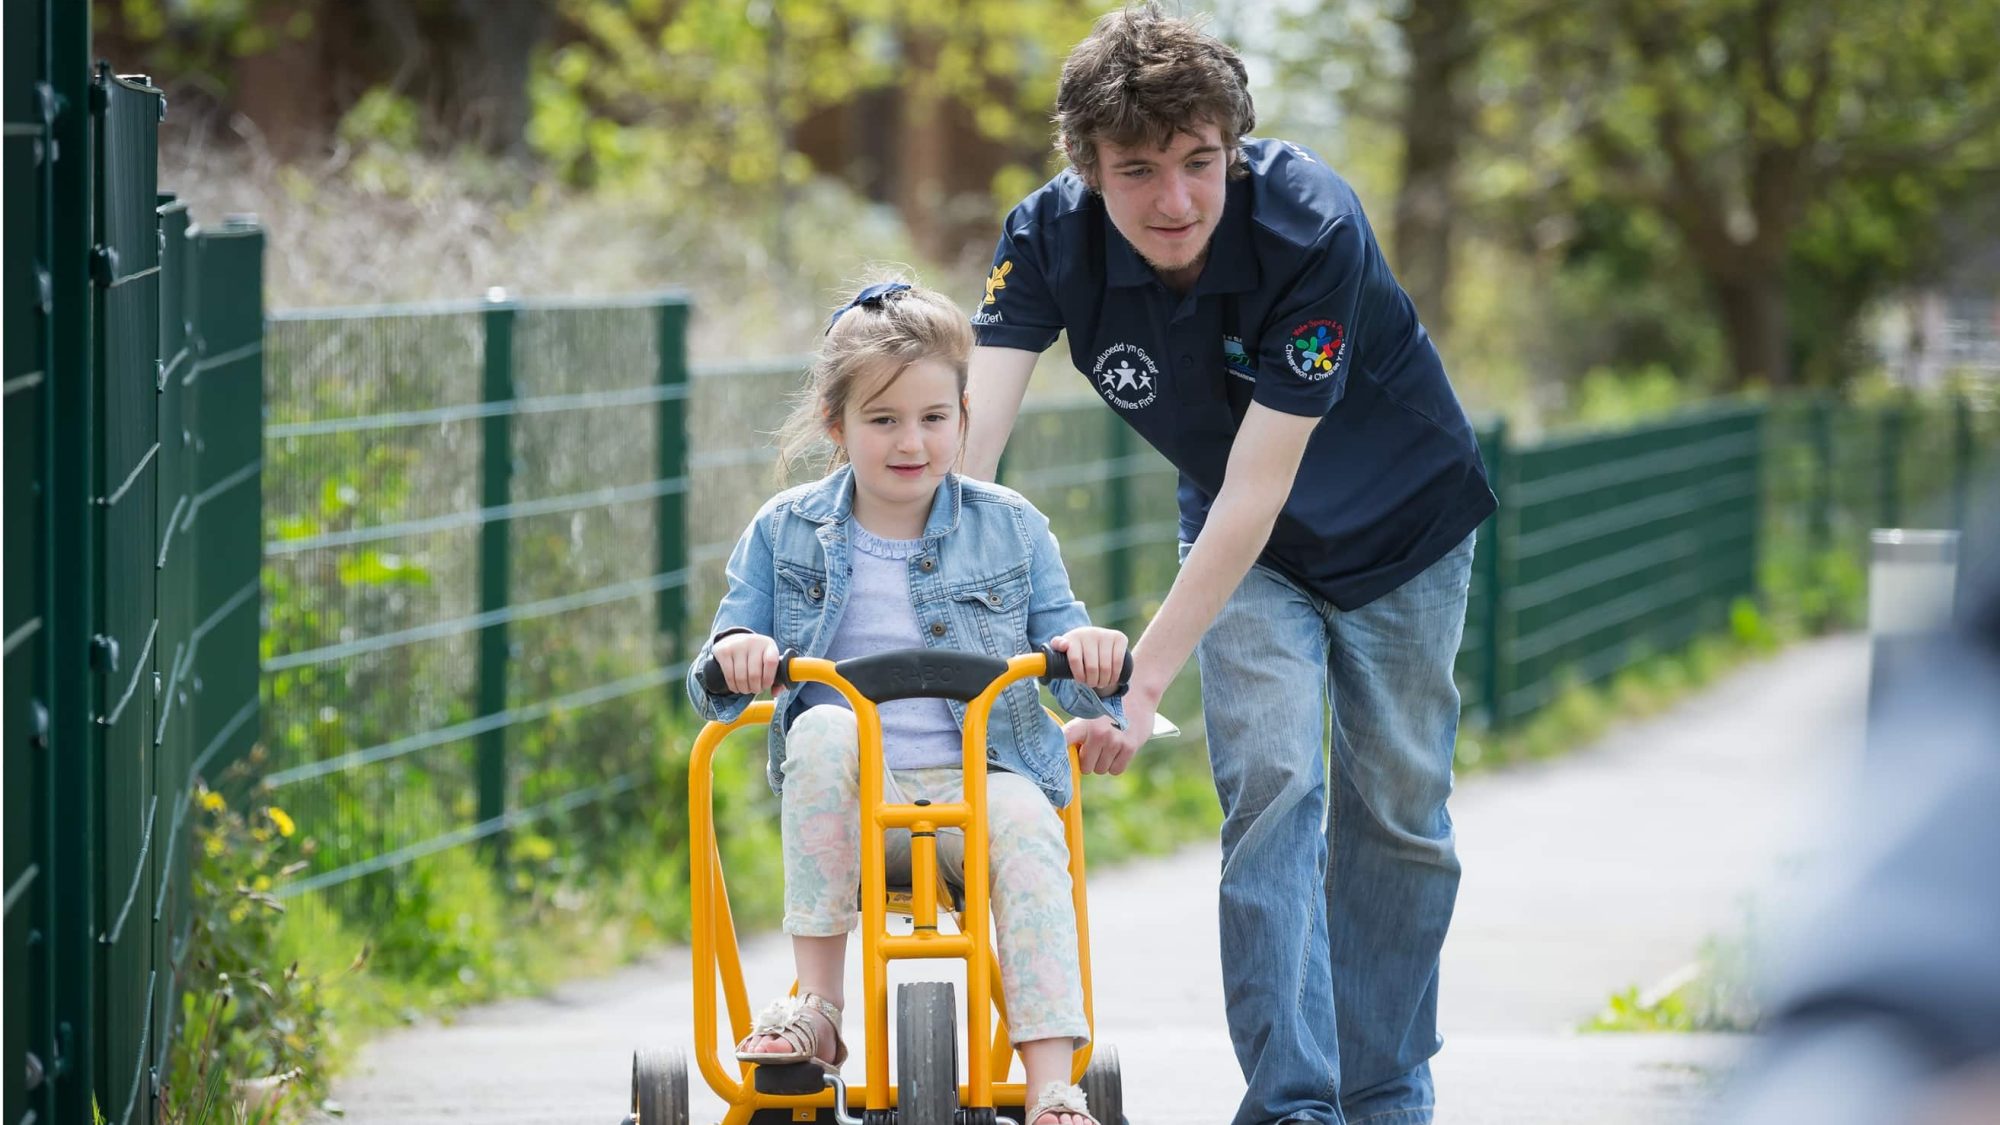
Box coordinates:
[961,7,1494,1125]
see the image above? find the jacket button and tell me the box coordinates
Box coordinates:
[809,585,823,600]
[930,621,947,637]
[919,557,935,571]
[987,592,1001,606]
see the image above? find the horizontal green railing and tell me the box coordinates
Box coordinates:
[261,295,691,902]
[258,298,2000,914]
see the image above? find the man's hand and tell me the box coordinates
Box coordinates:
[1049,626,1129,694]
[1063,688,1157,776]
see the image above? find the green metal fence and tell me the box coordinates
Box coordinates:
[1468,406,1765,724]
[258,300,2000,927]
[261,296,692,903]
[3,16,266,1125]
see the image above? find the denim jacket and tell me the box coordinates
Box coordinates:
[687,466,1126,807]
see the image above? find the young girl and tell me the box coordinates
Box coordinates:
[687,280,1125,1125]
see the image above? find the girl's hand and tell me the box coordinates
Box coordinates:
[1050,626,1129,694]
[711,632,782,696]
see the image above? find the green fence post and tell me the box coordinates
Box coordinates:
[1810,394,1833,557]
[1106,411,1132,629]
[1483,419,1509,731]
[1953,393,1973,530]
[1879,401,1904,530]
[1748,402,1768,603]
[3,2,61,1116]
[477,293,514,861]
[656,299,689,663]
[47,28,101,1123]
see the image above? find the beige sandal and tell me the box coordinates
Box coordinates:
[732,993,849,1069]
[1027,1082,1099,1125]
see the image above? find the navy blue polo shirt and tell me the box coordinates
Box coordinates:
[972,138,1495,610]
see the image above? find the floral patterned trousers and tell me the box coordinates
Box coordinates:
[780,704,1089,1046]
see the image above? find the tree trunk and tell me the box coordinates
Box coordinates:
[893,33,950,262]
[454,0,547,158]
[1393,0,1474,342]
[232,0,330,158]
[1712,269,1792,388]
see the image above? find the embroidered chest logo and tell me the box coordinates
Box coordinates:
[983,260,1012,305]
[1223,335,1256,377]
[1091,342,1159,411]
[1286,319,1346,381]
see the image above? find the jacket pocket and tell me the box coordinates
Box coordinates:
[946,567,1030,653]
[773,562,827,649]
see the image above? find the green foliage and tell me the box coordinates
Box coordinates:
[1565,364,1710,430]
[1761,545,1868,635]
[1456,630,1760,772]
[1079,676,1222,861]
[165,766,341,1124]
[1586,984,1696,1033]
[1584,932,1761,1034]
[337,89,422,153]
[96,0,317,84]
[535,0,1105,204]
[1469,0,2000,385]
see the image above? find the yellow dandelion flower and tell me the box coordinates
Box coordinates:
[267,807,296,838]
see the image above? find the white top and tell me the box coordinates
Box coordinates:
[795,526,964,770]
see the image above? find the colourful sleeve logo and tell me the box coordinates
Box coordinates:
[1285,318,1345,381]
[984,260,1012,305]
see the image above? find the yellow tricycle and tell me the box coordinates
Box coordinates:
[628,644,1135,1125]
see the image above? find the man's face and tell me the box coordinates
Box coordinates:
[1090,121,1228,289]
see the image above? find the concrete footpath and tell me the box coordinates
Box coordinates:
[325,635,1869,1125]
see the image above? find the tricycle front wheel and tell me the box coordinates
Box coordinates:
[896,981,959,1125]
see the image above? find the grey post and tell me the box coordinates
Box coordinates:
[1865,528,1960,735]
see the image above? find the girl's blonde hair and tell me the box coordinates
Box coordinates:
[775,280,974,477]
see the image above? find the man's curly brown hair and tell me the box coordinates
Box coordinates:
[1054,2,1257,189]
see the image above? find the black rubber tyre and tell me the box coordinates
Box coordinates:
[1079,1044,1125,1125]
[631,1047,690,1125]
[896,981,959,1125]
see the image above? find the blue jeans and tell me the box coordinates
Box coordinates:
[1181,534,1474,1125]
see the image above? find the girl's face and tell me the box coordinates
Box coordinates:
[828,356,965,535]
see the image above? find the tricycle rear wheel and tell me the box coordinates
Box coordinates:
[896,981,959,1125]
[1079,1044,1125,1125]
[632,1047,689,1125]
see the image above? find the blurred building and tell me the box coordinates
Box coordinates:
[1876,199,2000,388]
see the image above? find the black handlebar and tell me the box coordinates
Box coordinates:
[696,644,1132,702]
[1036,645,1134,698]
[696,648,796,696]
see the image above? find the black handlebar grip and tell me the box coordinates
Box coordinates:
[1038,644,1134,698]
[696,649,796,695]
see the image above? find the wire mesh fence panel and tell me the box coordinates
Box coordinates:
[685,356,809,621]
[257,291,2000,924]
[264,296,693,910]
[1496,404,1763,723]
[94,71,165,1125]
